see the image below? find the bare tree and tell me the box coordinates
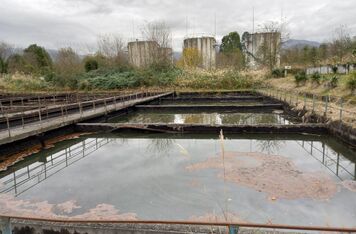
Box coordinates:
[97,34,126,58]
[330,25,352,63]
[96,34,127,67]
[54,47,83,86]
[141,20,172,48]
[0,41,13,60]
[256,21,283,70]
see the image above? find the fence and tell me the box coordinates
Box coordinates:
[260,89,356,128]
[306,64,356,75]
[0,91,168,140]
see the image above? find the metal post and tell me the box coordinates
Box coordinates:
[229,225,239,234]
[21,108,25,129]
[312,95,315,113]
[38,109,42,128]
[5,113,11,138]
[303,94,306,109]
[104,99,107,115]
[339,98,343,122]
[79,102,82,117]
[0,217,12,234]
[324,95,328,116]
[61,104,64,122]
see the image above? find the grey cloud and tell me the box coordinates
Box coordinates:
[0,0,355,51]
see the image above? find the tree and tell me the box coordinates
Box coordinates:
[141,20,171,48]
[256,21,283,70]
[330,25,352,63]
[53,47,83,86]
[23,44,53,75]
[180,48,201,68]
[309,47,318,66]
[6,54,27,74]
[84,57,99,72]
[220,32,242,53]
[0,41,13,74]
[219,32,245,69]
[97,34,127,67]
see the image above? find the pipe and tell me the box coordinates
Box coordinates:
[1,215,356,232]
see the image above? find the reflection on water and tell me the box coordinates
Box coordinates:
[110,111,296,125]
[0,134,355,226]
[256,140,286,154]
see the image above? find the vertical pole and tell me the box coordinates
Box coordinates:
[324,95,328,117]
[303,94,306,109]
[21,108,25,129]
[113,97,117,110]
[228,225,239,234]
[0,217,12,234]
[38,109,42,129]
[5,113,11,138]
[104,99,107,115]
[312,95,315,113]
[339,98,343,122]
[79,102,82,118]
[61,104,64,122]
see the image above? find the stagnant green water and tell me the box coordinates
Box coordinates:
[108,109,299,125]
[0,133,355,226]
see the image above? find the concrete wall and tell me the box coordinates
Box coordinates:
[183,37,216,69]
[128,41,159,68]
[306,64,356,75]
[242,32,281,69]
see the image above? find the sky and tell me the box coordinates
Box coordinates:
[0,0,355,53]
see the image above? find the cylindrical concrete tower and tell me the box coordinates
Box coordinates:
[128,41,159,68]
[183,37,216,69]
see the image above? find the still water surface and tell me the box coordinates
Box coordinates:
[0,133,355,226]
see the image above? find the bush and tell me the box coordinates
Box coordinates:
[329,76,339,88]
[295,71,307,86]
[346,72,356,92]
[271,68,285,78]
[310,72,321,85]
[84,58,99,72]
[332,66,338,74]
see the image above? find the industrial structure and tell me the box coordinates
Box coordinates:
[128,40,172,68]
[183,37,217,70]
[242,32,281,69]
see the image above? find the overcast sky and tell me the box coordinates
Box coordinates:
[0,0,355,52]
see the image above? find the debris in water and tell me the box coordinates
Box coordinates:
[0,193,137,220]
[186,151,338,200]
[341,180,356,192]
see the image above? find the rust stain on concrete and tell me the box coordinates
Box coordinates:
[0,133,91,171]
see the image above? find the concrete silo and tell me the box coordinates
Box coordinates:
[183,37,216,69]
[242,32,281,69]
[128,41,160,68]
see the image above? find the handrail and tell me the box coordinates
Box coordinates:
[1,215,356,232]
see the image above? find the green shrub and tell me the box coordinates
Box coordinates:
[84,59,99,72]
[295,71,307,86]
[332,66,338,74]
[310,72,321,85]
[346,72,356,92]
[271,68,285,78]
[329,76,339,88]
